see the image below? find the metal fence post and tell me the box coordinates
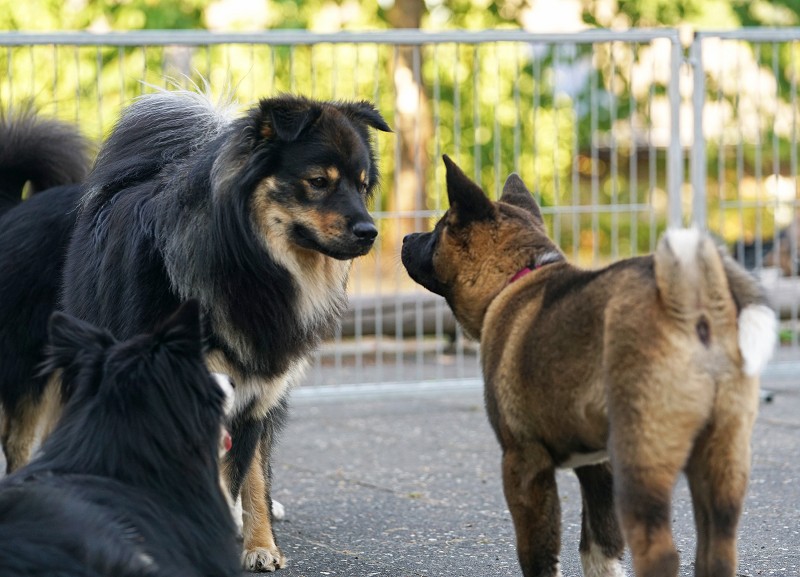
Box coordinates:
[668,32,684,228]
[690,34,707,230]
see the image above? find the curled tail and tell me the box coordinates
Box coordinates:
[0,107,91,216]
[655,228,776,377]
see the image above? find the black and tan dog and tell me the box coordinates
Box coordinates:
[0,93,391,572]
[402,156,776,577]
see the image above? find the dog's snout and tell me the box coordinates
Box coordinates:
[352,221,378,241]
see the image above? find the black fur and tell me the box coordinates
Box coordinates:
[0,107,89,213]
[0,301,241,577]
[0,112,90,472]
[540,258,653,310]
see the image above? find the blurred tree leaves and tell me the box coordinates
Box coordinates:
[1,0,799,261]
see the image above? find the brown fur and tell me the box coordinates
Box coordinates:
[401,156,771,577]
[1,397,40,473]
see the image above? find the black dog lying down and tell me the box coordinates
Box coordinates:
[0,301,242,577]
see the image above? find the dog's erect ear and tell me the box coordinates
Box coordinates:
[336,100,392,133]
[45,312,115,371]
[500,173,543,222]
[153,300,203,357]
[258,96,323,142]
[443,154,495,225]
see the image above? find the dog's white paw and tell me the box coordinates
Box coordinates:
[242,546,286,572]
[738,304,776,376]
[581,543,625,577]
[271,498,285,521]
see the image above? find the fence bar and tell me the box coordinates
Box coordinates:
[690,34,707,229]
[696,28,800,42]
[0,29,681,47]
[667,35,683,227]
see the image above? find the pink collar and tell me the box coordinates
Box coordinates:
[509,267,533,283]
[508,251,564,284]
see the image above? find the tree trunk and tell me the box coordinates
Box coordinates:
[386,0,432,252]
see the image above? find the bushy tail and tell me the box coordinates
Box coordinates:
[84,90,236,209]
[0,107,91,216]
[655,228,776,377]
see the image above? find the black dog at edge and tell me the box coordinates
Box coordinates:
[0,300,242,577]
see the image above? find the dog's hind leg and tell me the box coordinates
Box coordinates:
[613,463,682,577]
[607,369,713,576]
[574,463,625,577]
[502,443,562,577]
[609,387,710,577]
[685,374,758,577]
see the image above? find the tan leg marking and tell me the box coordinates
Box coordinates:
[241,441,285,572]
[2,397,42,473]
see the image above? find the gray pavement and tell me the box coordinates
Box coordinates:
[273,367,800,577]
[0,367,796,576]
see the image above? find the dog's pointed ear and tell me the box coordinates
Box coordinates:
[153,300,203,357]
[258,96,323,142]
[443,155,495,225]
[336,100,392,133]
[500,173,543,222]
[44,312,115,372]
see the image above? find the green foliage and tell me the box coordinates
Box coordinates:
[614,0,704,26]
[0,0,209,31]
[1,0,799,260]
[731,0,800,27]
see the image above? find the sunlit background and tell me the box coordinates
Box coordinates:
[2,1,798,383]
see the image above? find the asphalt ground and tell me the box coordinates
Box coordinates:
[273,366,800,577]
[0,366,796,576]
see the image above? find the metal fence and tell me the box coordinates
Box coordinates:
[0,29,796,387]
[690,29,800,356]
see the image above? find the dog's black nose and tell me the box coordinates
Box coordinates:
[352,221,378,241]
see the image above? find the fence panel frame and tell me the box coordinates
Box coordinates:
[2,27,796,384]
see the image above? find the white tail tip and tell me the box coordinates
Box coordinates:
[664,227,702,266]
[738,304,777,376]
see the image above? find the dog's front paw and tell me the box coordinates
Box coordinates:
[242,546,286,572]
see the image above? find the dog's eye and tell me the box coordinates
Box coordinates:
[359,182,368,194]
[308,177,328,189]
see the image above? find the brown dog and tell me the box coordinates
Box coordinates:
[401,156,776,577]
